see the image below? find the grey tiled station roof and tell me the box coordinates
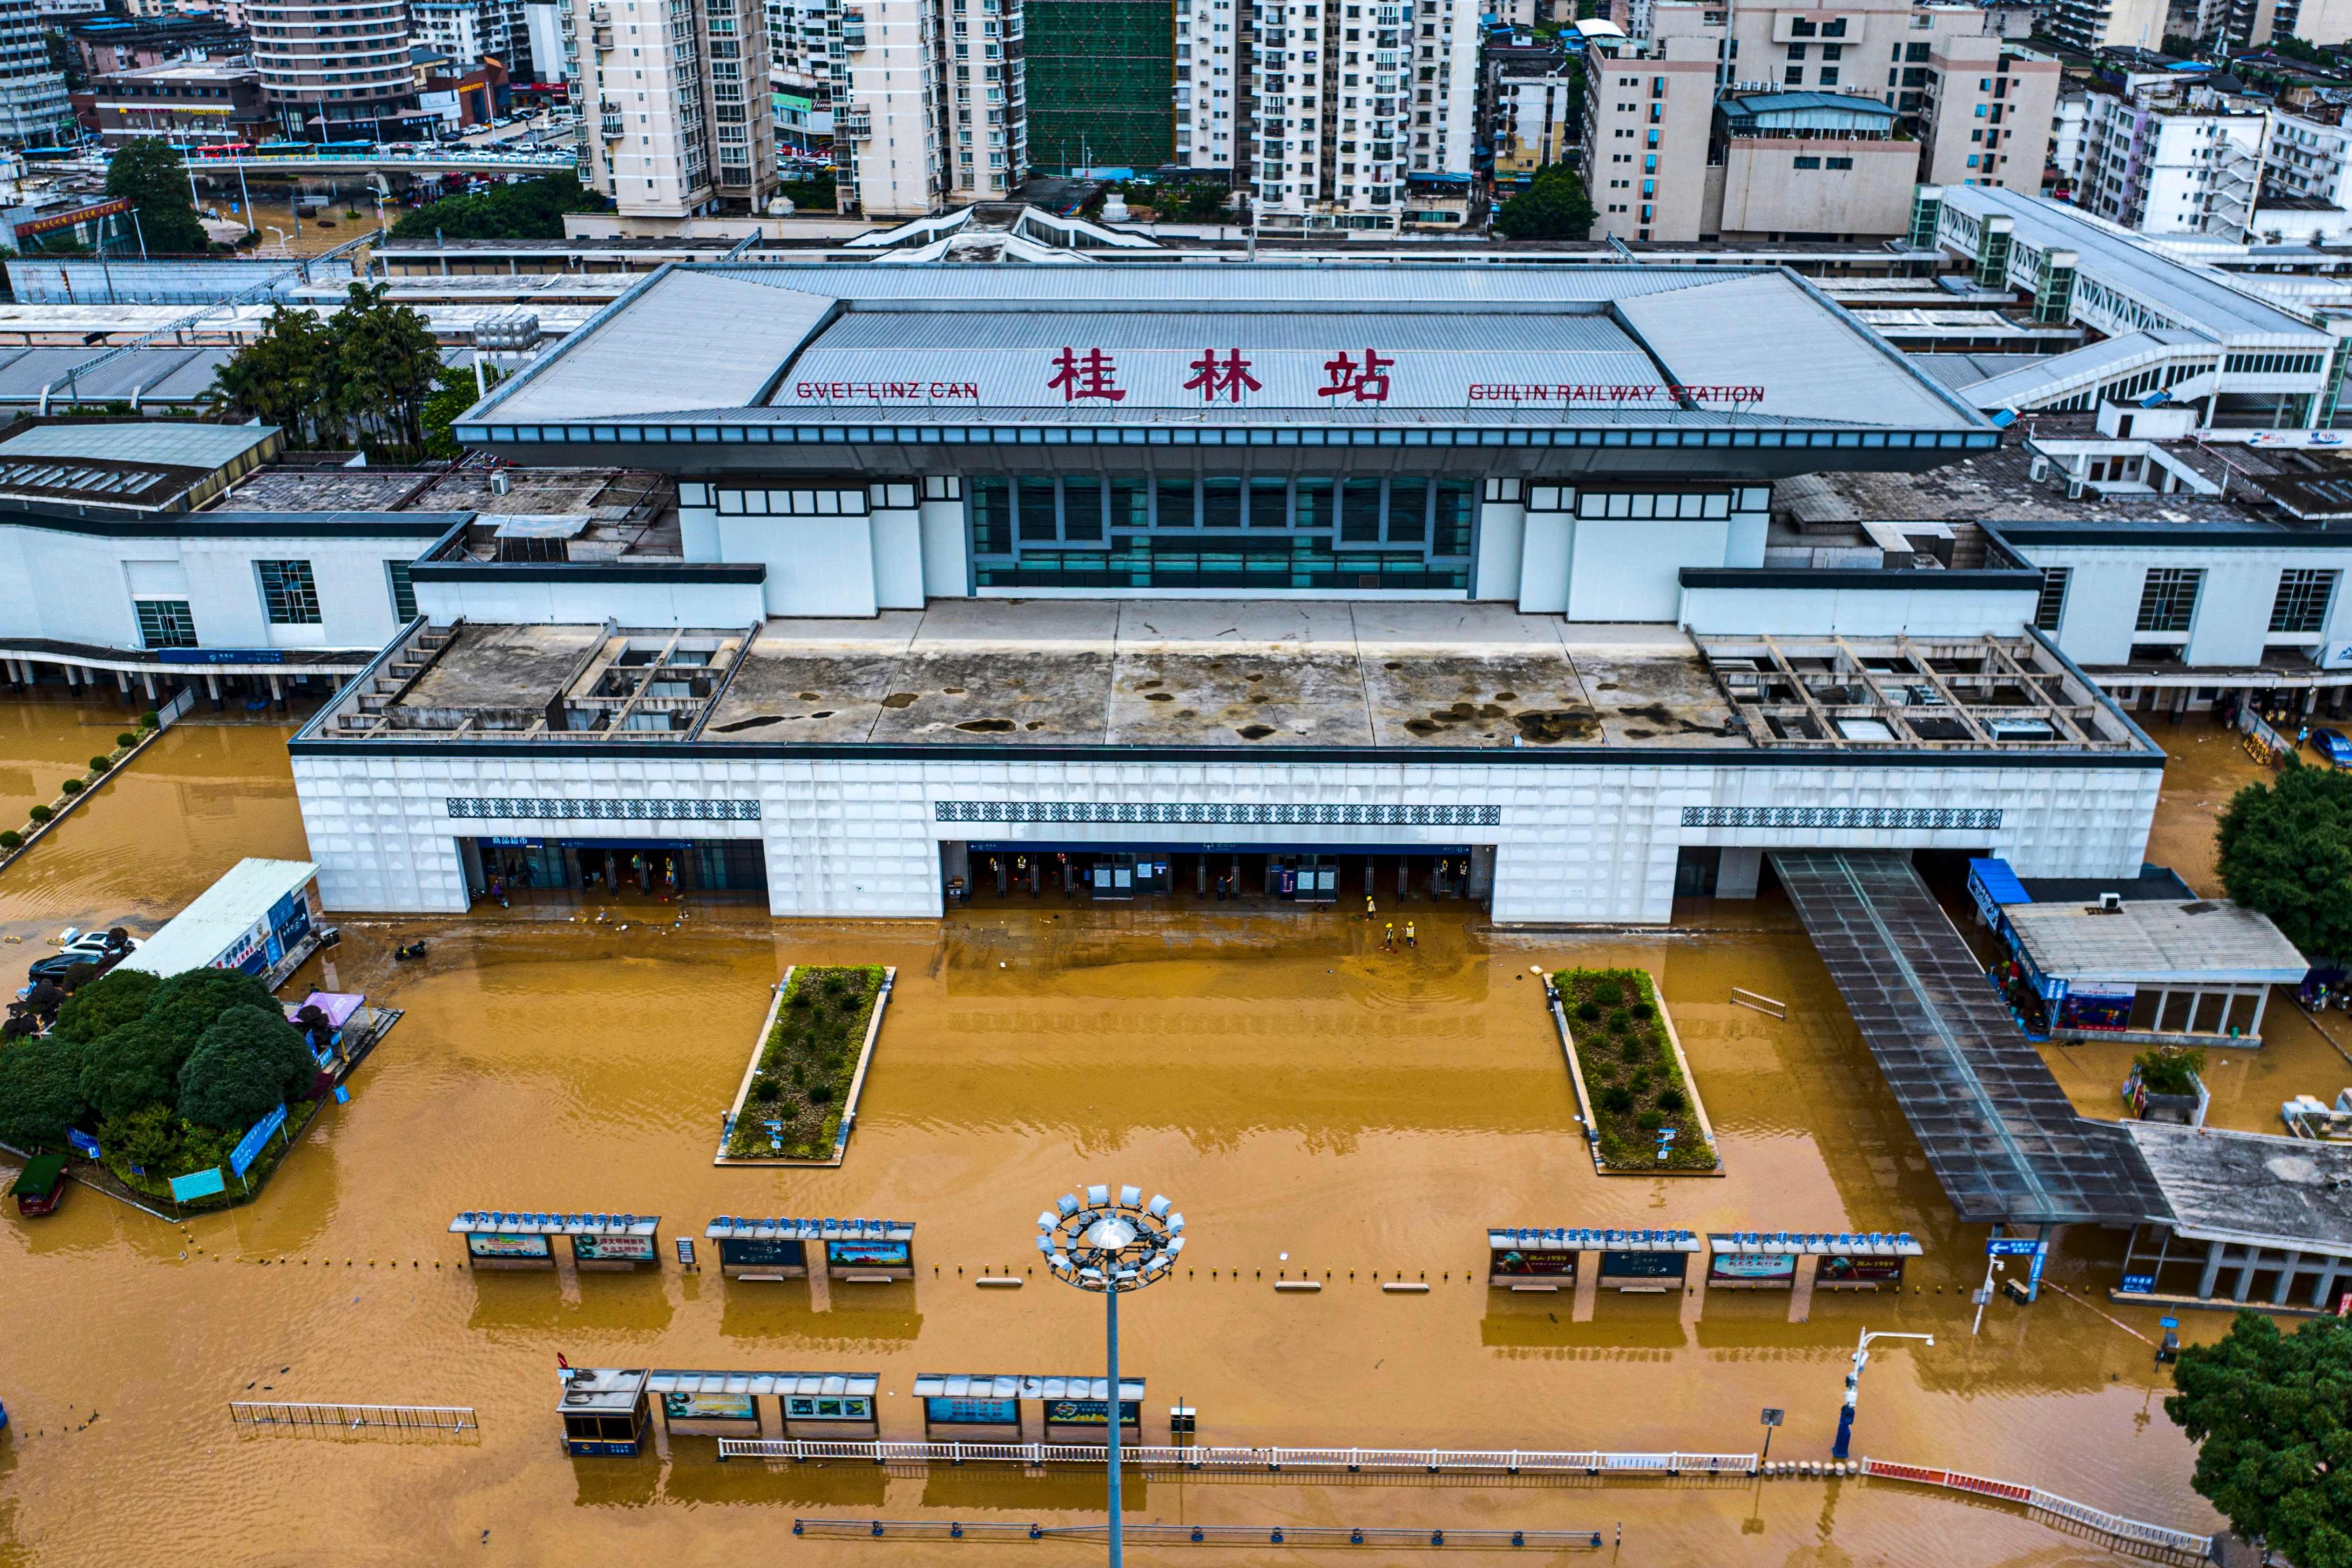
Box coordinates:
[2128,1123,2352,1257]
[468,264,1987,435]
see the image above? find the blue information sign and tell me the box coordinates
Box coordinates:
[1986,1238,2041,1257]
[2123,1275,2156,1294]
[2160,1316,2180,1330]
[229,1103,287,1179]
[169,1167,227,1202]
[333,1084,350,1104]
[67,1128,100,1159]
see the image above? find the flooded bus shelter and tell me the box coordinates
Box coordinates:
[704,1216,916,1282]
[1997,897,2307,1046]
[449,1210,662,1270]
[650,1370,880,1441]
[2114,1122,2352,1315]
[1487,1227,1702,1291]
[118,857,323,987]
[912,1375,1152,1445]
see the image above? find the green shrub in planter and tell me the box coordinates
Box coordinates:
[1616,1035,1643,1062]
[1606,1007,1631,1033]
[29,805,52,822]
[2134,1045,2206,1096]
[116,732,137,748]
[1629,1002,1654,1021]
[1599,1084,1634,1114]
[1574,1001,1599,1022]
[139,711,160,729]
[1590,980,1623,1009]
[0,830,18,850]
[1656,1086,1686,1113]
[89,756,111,774]
[59,779,82,795]
[1635,1109,1663,1131]
[808,1082,834,1105]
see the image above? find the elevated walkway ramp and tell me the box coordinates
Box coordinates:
[1770,851,2162,1227]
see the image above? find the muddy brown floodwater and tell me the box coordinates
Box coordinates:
[0,701,2241,1567]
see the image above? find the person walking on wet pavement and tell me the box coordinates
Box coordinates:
[1384,921,1396,951]
[1365,893,1377,920]
[1405,920,1416,948]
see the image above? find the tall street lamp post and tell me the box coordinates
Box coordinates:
[1832,1328,1933,1460]
[1038,1183,1184,1568]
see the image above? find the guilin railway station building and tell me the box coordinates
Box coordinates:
[285,263,2165,924]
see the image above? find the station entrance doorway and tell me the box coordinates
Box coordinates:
[944,843,1495,913]
[459,836,770,909]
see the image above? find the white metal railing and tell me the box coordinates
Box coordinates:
[793,1519,1608,1547]
[1862,1461,2210,1559]
[230,1401,478,1432]
[717,1439,1755,1475]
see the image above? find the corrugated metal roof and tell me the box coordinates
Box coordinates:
[119,856,318,979]
[1615,271,1970,427]
[2006,899,2308,985]
[492,269,837,422]
[715,262,1725,304]
[0,418,275,469]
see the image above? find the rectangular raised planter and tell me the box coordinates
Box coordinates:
[1547,968,1723,1177]
[715,965,894,1168]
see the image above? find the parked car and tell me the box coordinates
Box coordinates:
[26,928,136,983]
[2312,727,2352,768]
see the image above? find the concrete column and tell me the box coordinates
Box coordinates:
[141,672,156,701]
[2198,1238,2226,1299]
[1571,1251,1599,1322]
[204,673,222,709]
[1717,848,1763,899]
[2310,1254,2343,1311]
[2273,1250,2302,1307]
[2249,985,2270,1038]
[268,673,284,709]
[2233,1248,2257,1303]
[115,670,130,697]
[1788,1254,1819,1323]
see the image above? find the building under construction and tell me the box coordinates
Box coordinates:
[1024,0,1173,175]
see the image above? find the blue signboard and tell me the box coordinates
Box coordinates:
[67,1128,100,1159]
[2160,1316,2180,1329]
[170,1167,227,1202]
[2123,1275,2156,1295]
[157,648,287,665]
[333,1083,350,1104]
[230,1103,287,1178]
[1986,1238,2041,1257]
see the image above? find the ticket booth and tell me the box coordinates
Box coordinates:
[558,1368,652,1456]
[450,1211,663,1272]
[705,1216,917,1281]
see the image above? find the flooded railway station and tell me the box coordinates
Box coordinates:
[6,256,2352,1568]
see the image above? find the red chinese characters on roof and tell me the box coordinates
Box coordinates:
[1317,349,1394,404]
[1046,346,1127,403]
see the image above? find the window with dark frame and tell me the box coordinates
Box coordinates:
[2134,567,2203,634]
[2270,567,2339,634]
[2032,567,2069,632]
[257,560,321,625]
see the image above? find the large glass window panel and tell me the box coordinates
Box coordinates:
[1433,480,1474,556]
[1017,478,1059,543]
[1109,478,1148,530]
[1247,477,1289,528]
[1341,478,1383,543]
[1388,478,1428,546]
[971,477,1011,554]
[1294,478,1334,532]
[1154,476,1195,528]
[1200,477,1243,530]
[1063,479,1105,542]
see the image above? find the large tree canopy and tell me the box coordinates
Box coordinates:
[389,172,606,241]
[177,1004,312,1132]
[0,1035,87,1149]
[2216,763,2352,963]
[2166,1311,2352,1568]
[1492,163,1596,242]
[210,284,443,457]
[105,137,212,256]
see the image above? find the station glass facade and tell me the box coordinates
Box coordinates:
[968,474,1477,590]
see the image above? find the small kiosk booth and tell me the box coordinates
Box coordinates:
[704,1216,916,1281]
[557,1367,653,1456]
[284,991,389,1075]
[450,1210,663,1271]
[912,1374,1150,1445]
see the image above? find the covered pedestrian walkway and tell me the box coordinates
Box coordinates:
[1770,851,2164,1230]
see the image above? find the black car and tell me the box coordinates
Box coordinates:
[26,928,136,984]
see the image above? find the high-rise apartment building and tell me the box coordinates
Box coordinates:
[2045,0,2165,53]
[1579,0,2058,243]
[2197,0,2352,48]
[1170,0,1481,231]
[1026,0,1169,173]
[576,0,778,217]
[2073,66,2266,240]
[0,0,71,145]
[250,0,422,139]
[414,0,532,74]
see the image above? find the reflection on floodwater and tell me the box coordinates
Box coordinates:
[0,700,2235,1563]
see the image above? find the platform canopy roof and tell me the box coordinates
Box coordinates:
[462,263,1990,442]
[646,1371,879,1396]
[118,856,316,979]
[449,1210,659,1235]
[1488,1227,1703,1253]
[913,1375,1145,1400]
[704,1216,913,1240]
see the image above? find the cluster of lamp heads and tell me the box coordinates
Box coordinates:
[1036,1184,1186,1293]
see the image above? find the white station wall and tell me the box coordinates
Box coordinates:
[291,751,2161,924]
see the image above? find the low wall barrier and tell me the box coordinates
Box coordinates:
[793,1519,1609,1547]
[1862,1460,2212,1559]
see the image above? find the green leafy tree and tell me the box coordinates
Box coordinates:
[778,171,836,212]
[2216,764,2352,962]
[1493,163,1596,241]
[0,1035,87,1149]
[388,172,606,241]
[422,360,498,460]
[105,137,211,256]
[176,1004,311,1132]
[209,306,343,447]
[78,1014,184,1123]
[50,968,160,1047]
[143,968,284,1045]
[330,283,442,454]
[2165,1311,2352,1568]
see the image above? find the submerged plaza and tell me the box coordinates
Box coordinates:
[0,250,2350,1566]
